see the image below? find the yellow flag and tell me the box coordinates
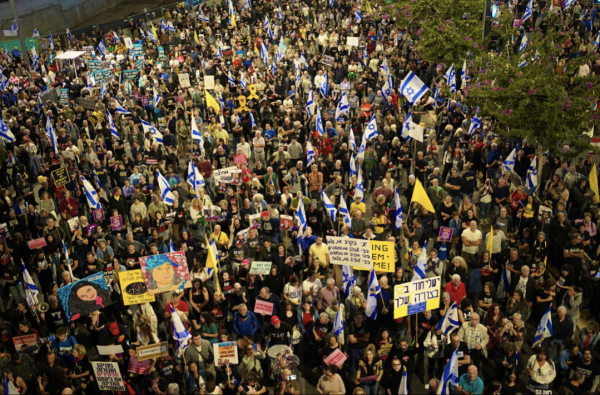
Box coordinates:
[487,227,494,255]
[591,163,600,199]
[230,12,237,27]
[194,31,199,45]
[207,245,222,295]
[151,23,159,42]
[410,179,436,213]
[365,0,373,14]
[205,89,220,115]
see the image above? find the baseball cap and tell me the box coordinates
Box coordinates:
[271,316,281,325]
[261,211,270,217]
[109,322,120,336]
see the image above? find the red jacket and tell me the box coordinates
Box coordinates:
[444,281,467,304]
[59,197,79,218]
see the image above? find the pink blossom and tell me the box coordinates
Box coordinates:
[465,37,472,41]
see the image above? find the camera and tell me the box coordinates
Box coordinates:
[38,335,55,345]
[287,375,297,380]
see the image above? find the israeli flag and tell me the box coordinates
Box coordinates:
[167,20,176,33]
[445,64,456,93]
[399,370,408,395]
[0,118,15,142]
[81,176,101,209]
[4,375,19,395]
[63,241,73,278]
[503,147,516,172]
[321,190,337,222]
[66,28,73,42]
[198,12,210,22]
[228,71,236,87]
[270,61,277,76]
[141,119,164,144]
[335,91,350,121]
[33,29,40,38]
[461,59,467,87]
[468,116,482,135]
[170,240,176,252]
[526,156,538,190]
[366,268,380,319]
[339,192,351,226]
[113,31,120,44]
[349,128,357,152]
[364,115,378,142]
[160,19,168,32]
[533,306,553,348]
[297,197,307,241]
[216,47,223,58]
[333,305,345,345]
[114,98,131,115]
[242,0,251,10]
[277,8,284,20]
[153,85,161,105]
[147,28,157,42]
[496,264,512,299]
[97,40,107,57]
[355,9,363,23]
[45,115,58,155]
[400,71,428,103]
[412,241,428,281]
[264,15,270,30]
[330,0,334,7]
[439,349,459,394]
[194,162,205,190]
[437,302,460,336]
[250,112,256,129]
[101,81,107,98]
[362,46,368,66]
[518,55,527,68]
[107,111,120,140]
[187,159,196,193]
[31,46,39,71]
[523,0,533,19]
[320,72,329,97]
[260,43,269,64]
[170,305,192,356]
[49,32,54,49]
[295,68,301,88]
[395,188,403,230]
[22,262,39,301]
[316,107,324,136]
[268,25,275,41]
[342,265,356,298]
[349,155,357,178]
[380,57,390,76]
[156,170,176,205]
[307,141,315,166]
[306,87,315,117]
[240,73,247,89]
[401,113,413,141]
[356,169,364,201]
[519,34,528,53]
[381,74,392,99]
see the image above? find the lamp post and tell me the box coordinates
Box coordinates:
[8,0,31,71]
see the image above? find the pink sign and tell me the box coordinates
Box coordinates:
[234,154,247,166]
[128,357,151,374]
[254,300,274,315]
[111,215,123,231]
[323,348,347,367]
[27,238,47,249]
[142,96,149,106]
[93,208,105,222]
[438,227,453,242]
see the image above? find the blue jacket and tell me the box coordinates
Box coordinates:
[233,311,259,336]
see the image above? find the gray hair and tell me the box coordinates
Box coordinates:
[238,303,247,310]
[354,286,362,295]
[513,313,522,320]
[442,291,451,300]
[319,312,329,320]
[451,274,461,282]
[326,278,335,286]
[558,306,567,313]
[167,383,180,395]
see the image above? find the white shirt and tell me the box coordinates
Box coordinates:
[461,228,482,254]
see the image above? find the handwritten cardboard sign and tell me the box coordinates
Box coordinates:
[136,341,169,361]
[92,362,125,391]
[249,261,272,275]
[213,341,239,366]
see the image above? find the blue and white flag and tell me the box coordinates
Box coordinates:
[147,28,157,42]
[519,34,528,53]
[349,155,357,178]
[321,190,337,222]
[66,28,73,42]
[228,71,236,87]
[49,32,54,50]
[161,19,168,32]
[395,188,403,230]
[194,161,205,191]
[33,29,40,38]
[349,128,357,152]
[356,169,364,201]
[156,170,176,205]
[518,55,527,68]
[140,119,164,144]
[198,12,210,22]
[0,118,15,142]
[437,302,460,337]
[306,141,315,166]
[526,156,538,190]
[468,116,482,135]
[295,68,301,87]
[306,87,315,117]
[216,47,223,58]
[167,20,176,33]
[380,57,390,76]
[242,0,251,10]
[320,72,329,97]
[461,59,467,87]
[240,73,247,89]
[333,304,345,344]
[445,64,456,93]
[97,40,107,57]
[496,264,512,299]
[187,158,196,194]
[400,71,428,103]
[366,268,380,319]
[316,107,324,136]
[533,306,553,348]
[63,241,74,278]
[45,115,58,155]
[113,98,131,115]
[503,147,517,172]
[107,111,120,140]
[268,25,275,41]
[101,81,107,98]
[248,112,256,130]
[342,265,356,298]
[81,176,101,209]
[170,305,192,356]
[330,0,334,7]
[355,9,363,22]
[4,375,18,395]
[399,370,408,395]
[277,8,284,20]
[170,240,176,252]
[523,0,533,20]
[363,115,378,142]
[339,192,351,226]
[22,261,39,302]
[296,197,307,241]
[412,241,428,281]
[260,43,269,64]
[153,85,161,105]
[31,45,39,71]
[362,46,368,66]
[113,31,120,44]
[438,349,459,394]
[381,74,392,100]
[335,91,350,121]
[263,15,270,30]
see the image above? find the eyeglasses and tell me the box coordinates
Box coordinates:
[392,363,401,366]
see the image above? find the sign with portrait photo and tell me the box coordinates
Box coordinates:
[56,272,112,322]
[139,252,191,295]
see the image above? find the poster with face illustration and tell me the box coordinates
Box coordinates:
[57,272,112,322]
[139,252,191,295]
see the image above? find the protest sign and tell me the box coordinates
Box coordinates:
[119,269,155,306]
[93,208,105,222]
[92,70,105,84]
[158,46,167,60]
[123,69,139,80]
[13,334,38,353]
[102,69,112,79]
[136,342,169,361]
[97,345,124,355]
[135,58,145,70]
[438,227,453,242]
[347,37,359,47]
[249,213,261,229]
[327,236,395,272]
[204,75,215,89]
[111,215,123,231]
[56,272,112,321]
[124,37,133,49]
[83,46,94,54]
[249,261,272,275]
[92,362,125,391]
[78,97,96,110]
[51,166,69,187]
[407,122,424,142]
[59,89,69,104]
[27,238,47,249]
[139,252,191,295]
[324,348,347,367]
[254,300,274,315]
[321,55,335,66]
[88,60,102,71]
[213,166,241,183]
[213,341,239,366]
[128,357,151,374]
[132,43,143,56]
[67,217,81,233]
[178,73,191,88]
[394,276,441,318]
[280,215,293,231]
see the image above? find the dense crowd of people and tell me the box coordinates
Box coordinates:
[0,0,598,394]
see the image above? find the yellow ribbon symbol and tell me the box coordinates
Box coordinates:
[247,84,259,100]
[238,95,250,111]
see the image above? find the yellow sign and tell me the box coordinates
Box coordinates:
[119,269,155,306]
[370,240,395,272]
[327,236,394,272]
[237,95,249,111]
[394,276,441,318]
[247,84,259,100]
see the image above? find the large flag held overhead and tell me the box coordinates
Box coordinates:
[445,64,456,93]
[533,306,553,348]
[437,302,459,336]
[410,179,436,213]
[156,171,176,205]
[321,190,337,222]
[400,71,429,103]
[320,72,329,97]
[366,268,380,319]
[0,118,15,142]
[468,116,482,135]
[45,116,58,155]
[296,197,307,241]
[526,156,538,190]
[81,176,101,209]
[306,141,315,166]
[113,98,131,115]
[339,192,351,226]
[503,147,517,172]
[363,115,378,142]
[140,119,163,144]
[107,111,120,140]
[316,107,324,136]
[170,305,192,356]
[412,241,428,281]
[519,34,528,53]
[335,92,350,121]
